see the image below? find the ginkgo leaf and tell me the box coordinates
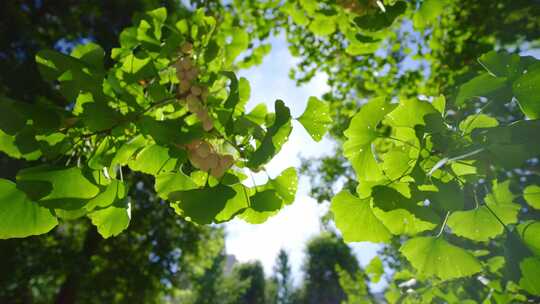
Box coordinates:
[86,180,127,211]
[266,167,297,205]
[517,221,540,256]
[297,96,332,142]
[0,179,57,239]
[281,3,309,26]
[309,15,336,36]
[0,97,26,135]
[128,144,177,175]
[476,120,540,168]
[239,207,279,224]
[459,114,499,135]
[354,1,407,31]
[109,135,147,173]
[168,184,236,224]
[432,95,446,114]
[238,168,296,224]
[478,51,521,79]
[71,42,105,70]
[513,67,540,119]
[447,206,503,242]
[16,166,100,210]
[486,256,505,273]
[413,0,447,30]
[250,190,283,212]
[343,98,396,181]
[428,180,465,211]
[155,171,198,200]
[484,180,520,225]
[88,201,131,238]
[373,208,437,236]
[456,74,507,106]
[366,256,384,283]
[519,257,540,296]
[523,185,540,210]
[225,28,249,65]
[386,99,437,128]
[400,236,482,280]
[371,186,438,235]
[331,190,391,243]
[0,128,42,160]
[214,184,249,223]
[247,100,292,169]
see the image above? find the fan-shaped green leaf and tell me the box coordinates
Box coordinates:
[71,42,105,70]
[517,221,540,256]
[155,172,198,200]
[309,15,336,36]
[0,97,26,135]
[484,180,520,225]
[519,257,540,296]
[523,185,540,210]
[343,98,396,181]
[16,166,100,210]
[386,99,437,128]
[447,206,503,241]
[239,207,279,224]
[413,0,447,30]
[400,236,482,280]
[128,144,177,175]
[456,74,507,106]
[109,135,147,174]
[331,191,391,243]
[0,129,42,160]
[89,201,131,238]
[297,96,332,142]
[267,167,297,205]
[354,1,407,31]
[247,100,292,169]
[459,114,499,135]
[168,184,236,224]
[478,51,520,78]
[0,179,57,239]
[374,208,437,236]
[214,184,249,223]
[366,256,383,283]
[371,186,438,235]
[514,68,540,119]
[250,190,282,212]
[86,180,127,211]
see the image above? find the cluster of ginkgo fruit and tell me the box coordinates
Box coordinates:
[185,139,235,178]
[175,42,213,131]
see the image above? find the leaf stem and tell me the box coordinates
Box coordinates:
[436,211,450,238]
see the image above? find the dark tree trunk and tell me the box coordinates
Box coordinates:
[55,226,101,304]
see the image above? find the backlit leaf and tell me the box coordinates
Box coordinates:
[523,185,540,210]
[331,191,391,243]
[89,201,131,238]
[297,96,333,141]
[0,179,57,239]
[400,236,482,280]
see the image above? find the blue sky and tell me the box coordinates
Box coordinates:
[223,34,385,291]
